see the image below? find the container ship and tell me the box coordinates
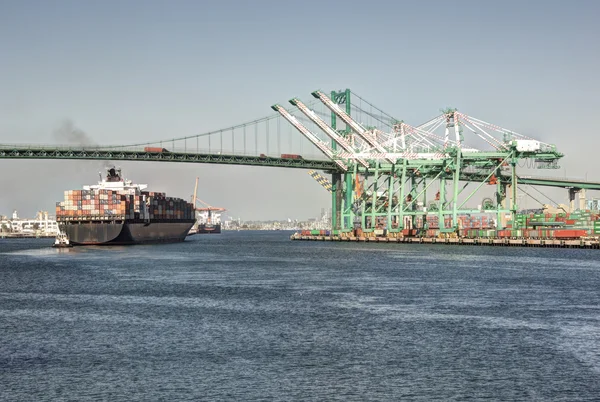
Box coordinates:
[55,167,195,245]
[195,211,222,234]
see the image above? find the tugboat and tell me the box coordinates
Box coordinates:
[52,231,73,248]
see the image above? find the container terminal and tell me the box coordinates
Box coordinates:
[271,90,600,249]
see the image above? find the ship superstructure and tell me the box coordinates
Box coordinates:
[195,209,223,233]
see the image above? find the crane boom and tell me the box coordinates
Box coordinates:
[289,98,370,169]
[311,90,395,164]
[192,178,226,212]
[271,104,348,171]
[192,177,199,204]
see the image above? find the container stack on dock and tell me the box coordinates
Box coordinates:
[505,211,599,238]
[292,210,600,248]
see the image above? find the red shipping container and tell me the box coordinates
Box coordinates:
[144,147,168,153]
[553,230,587,238]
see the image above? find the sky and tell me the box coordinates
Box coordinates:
[1,0,599,220]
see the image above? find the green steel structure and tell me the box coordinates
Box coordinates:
[272,89,595,234]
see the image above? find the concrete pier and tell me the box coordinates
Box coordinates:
[290,233,600,249]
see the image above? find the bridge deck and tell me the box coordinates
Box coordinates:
[0,146,338,170]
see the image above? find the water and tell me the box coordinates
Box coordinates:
[1,232,599,401]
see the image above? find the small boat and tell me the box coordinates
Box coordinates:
[52,231,73,248]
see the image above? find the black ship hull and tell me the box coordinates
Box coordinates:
[60,220,195,245]
[197,223,221,234]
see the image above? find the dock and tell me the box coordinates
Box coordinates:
[290,233,600,249]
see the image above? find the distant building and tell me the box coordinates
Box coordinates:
[1,211,59,236]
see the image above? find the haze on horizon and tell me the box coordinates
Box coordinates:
[1,0,599,220]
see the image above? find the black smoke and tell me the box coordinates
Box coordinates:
[53,119,94,146]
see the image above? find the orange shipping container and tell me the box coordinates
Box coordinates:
[553,230,587,238]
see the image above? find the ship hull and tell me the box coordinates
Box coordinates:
[60,220,195,245]
[197,223,221,234]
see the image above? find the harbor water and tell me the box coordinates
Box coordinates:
[1,231,599,401]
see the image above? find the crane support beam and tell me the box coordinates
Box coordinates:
[506,176,600,190]
[271,104,348,171]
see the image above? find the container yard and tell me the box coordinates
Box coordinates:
[273,89,600,249]
[292,209,600,249]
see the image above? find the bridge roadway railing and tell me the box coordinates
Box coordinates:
[0,144,337,170]
[0,143,325,157]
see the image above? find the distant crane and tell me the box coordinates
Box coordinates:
[191,177,226,227]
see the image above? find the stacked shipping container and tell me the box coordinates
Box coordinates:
[340,210,600,240]
[56,189,194,222]
[412,215,494,230]
[502,211,600,239]
[144,192,194,221]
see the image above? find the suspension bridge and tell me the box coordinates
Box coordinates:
[1,89,599,233]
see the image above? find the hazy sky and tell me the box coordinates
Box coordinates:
[1,0,599,220]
